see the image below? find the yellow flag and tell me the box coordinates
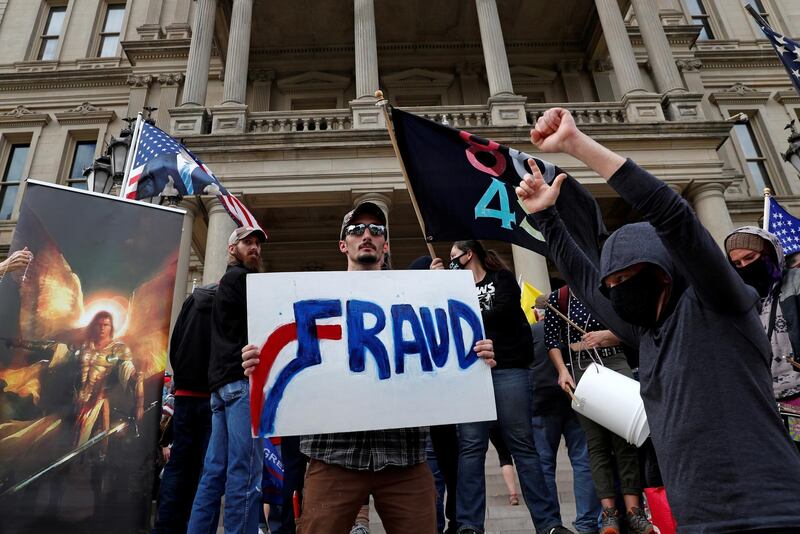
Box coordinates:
[520,280,542,324]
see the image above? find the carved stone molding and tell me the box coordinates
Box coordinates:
[54,102,116,125]
[0,105,50,127]
[557,59,586,73]
[709,83,771,106]
[127,74,154,88]
[158,73,185,87]
[676,59,702,72]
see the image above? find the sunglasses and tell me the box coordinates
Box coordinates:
[344,223,386,237]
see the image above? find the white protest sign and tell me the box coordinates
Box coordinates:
[246,270,497,437]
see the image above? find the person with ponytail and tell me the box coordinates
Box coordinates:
[431,240,568,534]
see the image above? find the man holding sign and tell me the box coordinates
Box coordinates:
[243,202,496,533]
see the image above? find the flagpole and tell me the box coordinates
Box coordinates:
[119,113,144,198]
[375,90,437,259]
[763,187,772,231]
[744,4,770,30]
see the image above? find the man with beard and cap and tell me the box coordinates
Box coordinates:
[240,203,497,534]
[188,225,266,534]
[515,107,800,533]
[725,227,800,450]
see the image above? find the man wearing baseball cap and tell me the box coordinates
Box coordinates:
[241,202,497,533]
[188,225,267,533]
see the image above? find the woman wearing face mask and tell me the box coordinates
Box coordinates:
[431,241,565,534]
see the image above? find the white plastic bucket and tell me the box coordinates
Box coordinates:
[571,363,650,447]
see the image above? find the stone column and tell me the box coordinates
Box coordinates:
[475,0,526,125]
[157,73,184,130]
[594,0,643,97]
[173,0,216,135]
[248,70,275,112]
[126,75,153,118]
[350,0,383,129]
[629,0,704,120]
[688,182,733,249]
[457,62,483,104]
[171,198,199,330]
[181,0,216,107]
[512,246,551,295]
[137,0,164,40]
[212,0,253,133]
[559,60,592,102]
[202,197,237,285]
[630,0,683,94]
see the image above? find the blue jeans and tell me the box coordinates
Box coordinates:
[153,395,215,534]
[456,368,561,533]
[188,380,263,534]
[532,412,601,533]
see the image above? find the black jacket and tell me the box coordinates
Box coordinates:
[532,159,800,532]
[170,284,217,392]
[208,263,254,392]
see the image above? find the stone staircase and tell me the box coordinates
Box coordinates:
[368,440,577,534]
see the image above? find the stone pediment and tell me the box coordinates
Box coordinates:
[709,83,770,106]
[381,68,454,88]
[54,102,116,125]
[0,105,50,127]
[276,71,351,92]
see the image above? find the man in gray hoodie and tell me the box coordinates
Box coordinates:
[725,226,800,450]
[515,107,800,532]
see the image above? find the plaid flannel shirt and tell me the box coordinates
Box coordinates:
[300,428,427,471]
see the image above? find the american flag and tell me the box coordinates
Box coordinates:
[767,197,800,256]
[747,5,800,96]
[123,121,265,235]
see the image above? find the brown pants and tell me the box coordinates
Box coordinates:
[297,459,437,534]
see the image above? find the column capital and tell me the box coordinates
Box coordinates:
[249,69,275,83]
[179,196,202,217]
[127,74,154,88]
[687,181,728,202]
[676,59,702,72]
[202,195,229,215]
[158,72,185,87]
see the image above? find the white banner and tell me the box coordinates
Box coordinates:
[247,270,497,437]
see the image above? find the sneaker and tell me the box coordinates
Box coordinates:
[349,525,370,534]
[548,527,576,534]
[600,507,620,534]
[626,507,655,534]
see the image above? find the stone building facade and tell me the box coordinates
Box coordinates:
[1,0,800,314]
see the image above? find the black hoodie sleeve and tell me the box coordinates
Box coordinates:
[530,207,639,347]
[607,159,755,314]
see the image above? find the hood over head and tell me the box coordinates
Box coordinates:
[724,226,784,271]
[599,222,678,292]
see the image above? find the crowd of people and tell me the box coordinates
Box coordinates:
[147,108,800,534]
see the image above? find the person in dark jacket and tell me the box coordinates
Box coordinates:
[725,226,800,451]
[431,241,567,534]
[188,225,266,534]
[515,107,800,532]
[152,284,218,534]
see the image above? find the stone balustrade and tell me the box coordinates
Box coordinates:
[247,109,353,132]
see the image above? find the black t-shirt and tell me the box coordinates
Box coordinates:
[475,269,534,369]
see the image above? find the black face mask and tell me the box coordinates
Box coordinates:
[735,258,771,298]
[449,252,468,270]
[608,267,665,327]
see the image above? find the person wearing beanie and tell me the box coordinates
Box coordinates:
[725,226,800,451]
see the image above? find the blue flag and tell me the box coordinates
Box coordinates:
[767,196,800,256]
[392,108,607,263]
